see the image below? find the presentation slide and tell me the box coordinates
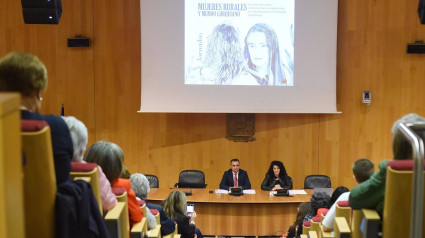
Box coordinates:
[139,0,338,113]
[185,0,294,86]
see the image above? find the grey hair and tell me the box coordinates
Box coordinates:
[62,116,88,162]
[130,173,150,200]
[391,113,425,134]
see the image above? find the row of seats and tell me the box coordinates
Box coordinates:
[146,170,332,189]
[298,160,425,238]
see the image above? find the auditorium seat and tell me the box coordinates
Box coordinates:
[382,160,425,238]
[70,162,103,214]
[21,120,56,238]
[335,201,351,226]
[302,221,311,235]
[110,188,146,238]
[334,217,351,237]
[145,174,159,188]
[174,170,207,188]
[304,175,331,189]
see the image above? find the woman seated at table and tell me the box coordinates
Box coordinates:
[163,191,203,238]
[261,160,293,190]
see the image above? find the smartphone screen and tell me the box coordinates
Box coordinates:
[186,203,194,216]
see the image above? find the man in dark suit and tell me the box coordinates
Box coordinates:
[219,158,251,190]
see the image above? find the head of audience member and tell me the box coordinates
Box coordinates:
[0,52,47,112]
[329,186,349,207]
[130,173,150,200]
[83,141,123,183]
[308,192,330,215]
[291,202,310,229]
[163,191,187,221]
[352,158,375,183]
[203,22,244,85]
[230,158,240,174]
[391,113,425,160]
[244,23,286,85]
[266,160,288,179]
[121,166,131,179]
[62,116,88,162]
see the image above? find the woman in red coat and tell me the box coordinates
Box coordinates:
[84,141,143,227]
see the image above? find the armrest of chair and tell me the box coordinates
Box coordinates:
[334,217,351,238]
[148,224,161,238]
[308,231,318,238]
[361,209,380,238]
[73,176,91,183]
[131,218,146,238]
[104,202,126,237]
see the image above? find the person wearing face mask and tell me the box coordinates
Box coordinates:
[261,160,293,191]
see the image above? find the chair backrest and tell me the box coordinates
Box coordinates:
[145,174,159,188]
[21,120,56,238]
[0,93,25,238]
[112,188,130,238]
[177,170,206,188]
[304,175,331,189]
[70,162,102,215]
[335,201,352,226]
[382,160,425,238]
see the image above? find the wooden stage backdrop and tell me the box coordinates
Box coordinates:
[1,0,425,196]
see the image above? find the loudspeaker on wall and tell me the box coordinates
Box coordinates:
[21,0,62,24]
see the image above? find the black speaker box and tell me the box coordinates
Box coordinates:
[21,0,62,24]
[407,41,425,54]
[67,38,91,48]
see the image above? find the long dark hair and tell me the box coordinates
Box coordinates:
[329,186,349,207]
[266,160,288,179]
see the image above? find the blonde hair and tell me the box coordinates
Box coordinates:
[163,191,187,221]
[0,52,48,97]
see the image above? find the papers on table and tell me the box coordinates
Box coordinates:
[215,189,229,194]
[289,190,307,195]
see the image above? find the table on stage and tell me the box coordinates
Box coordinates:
[147,188,313,236]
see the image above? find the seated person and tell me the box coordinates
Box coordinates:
[303,192,330,223]
[163,191,203,238]
[219,158,251,190]
[84,141,143,227]
[63,116,117,212]
[0,52,73,186]
[349,113,425,216]
[129,173,158,230]
[322,158,374,231]
[286,202,310,238]
[261,160,293,190]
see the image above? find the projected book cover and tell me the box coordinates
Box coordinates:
[185,0,294,86]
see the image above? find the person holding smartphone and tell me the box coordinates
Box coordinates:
[163,191,203,238]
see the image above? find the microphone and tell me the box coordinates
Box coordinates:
[184,187,192,196]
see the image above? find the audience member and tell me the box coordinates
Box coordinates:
[129,173,158,229]
[261,160,293,190]
[329,186,350,207]
[84,141,143,227]
[63,116,117,212]
[303,192,330,222]
[219,158,251,190]
[349,113,425,216]
[0,51,73,185]
[323,158,374,231]
[163,191,203,238]
[286,202,310,238]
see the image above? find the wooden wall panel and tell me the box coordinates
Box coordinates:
[2,0,425,201]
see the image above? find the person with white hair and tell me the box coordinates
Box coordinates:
[130,173,157,229]
[349,113,425,215]
[63,116,117,212]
